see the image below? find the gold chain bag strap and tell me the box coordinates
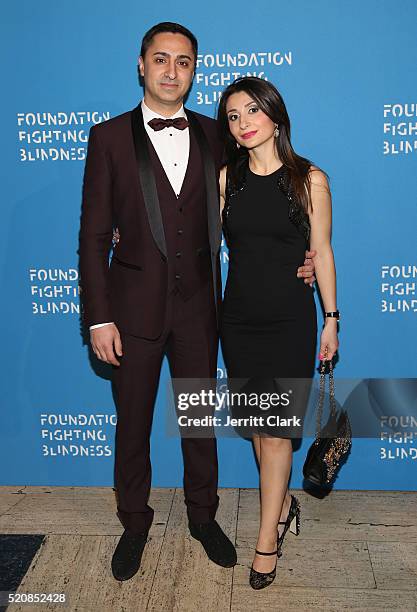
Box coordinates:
[303,359,352,486]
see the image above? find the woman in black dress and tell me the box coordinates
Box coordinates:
[218,77,339,589]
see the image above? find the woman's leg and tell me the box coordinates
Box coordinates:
[252,435,292,572]
[253,434,292,523]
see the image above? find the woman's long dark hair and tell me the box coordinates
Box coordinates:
[217,76,324,213]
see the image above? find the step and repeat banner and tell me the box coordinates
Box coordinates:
[1,0,416,490]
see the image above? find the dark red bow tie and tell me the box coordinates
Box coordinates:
[148,117,189,131]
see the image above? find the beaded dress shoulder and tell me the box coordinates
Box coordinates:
[222,164,310,247]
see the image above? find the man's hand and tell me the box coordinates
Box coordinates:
[297,249,317,286]
[90,323,123,366]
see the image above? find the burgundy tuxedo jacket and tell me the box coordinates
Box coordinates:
[79,104,223,339]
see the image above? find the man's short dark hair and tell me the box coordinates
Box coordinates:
[140,22,198,62]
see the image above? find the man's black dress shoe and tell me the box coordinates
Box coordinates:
[189,520,237,567]
[111,529,148,581]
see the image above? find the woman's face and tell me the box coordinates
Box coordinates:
[225,91,275,149]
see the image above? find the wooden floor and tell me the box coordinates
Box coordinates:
[1,486,416,611]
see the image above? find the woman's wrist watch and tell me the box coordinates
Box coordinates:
[325,310,340,321]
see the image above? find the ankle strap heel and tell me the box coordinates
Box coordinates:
[277,495,301,556]
[250,548,278,590]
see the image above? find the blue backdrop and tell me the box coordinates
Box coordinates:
[1,0,416,490]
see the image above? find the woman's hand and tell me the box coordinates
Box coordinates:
[112,227,120,245]
[219,166,227,216]
[319,320,339,361]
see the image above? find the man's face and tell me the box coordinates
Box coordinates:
[138,32,195,111]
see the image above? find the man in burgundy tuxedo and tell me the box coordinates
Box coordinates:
[79,22,315,581]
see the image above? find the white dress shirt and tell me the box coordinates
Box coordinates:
[90,99,190,331]
[141,99,190,197]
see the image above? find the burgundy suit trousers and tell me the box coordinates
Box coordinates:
[112,280,219,534]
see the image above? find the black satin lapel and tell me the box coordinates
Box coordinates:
[186,111,222,255]
[186,110,222,319]
[131,105,167,259]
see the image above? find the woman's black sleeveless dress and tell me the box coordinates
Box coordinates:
[220,164,317,437]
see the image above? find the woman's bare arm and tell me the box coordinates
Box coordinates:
[308,168,339,359]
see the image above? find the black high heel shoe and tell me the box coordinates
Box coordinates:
[249,548,278,590]
[277,494,301,556]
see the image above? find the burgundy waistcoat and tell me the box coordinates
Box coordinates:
[147,127,212,299]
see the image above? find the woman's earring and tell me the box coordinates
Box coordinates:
[236,142,240,149]
[274,125,280,138]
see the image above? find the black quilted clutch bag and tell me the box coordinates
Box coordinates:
[303,360,352,486]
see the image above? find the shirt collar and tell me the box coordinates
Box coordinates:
[141,99,187,122]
